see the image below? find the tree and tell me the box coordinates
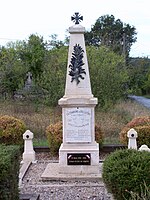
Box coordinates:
[47,34,65,49]
[85,14,137,59]
[0,43,26,98]
[37,46,68,106]
[87,46,128,109]
[19,34,47,81]
[0,35,129,108]
[128,57,150,95]
[143,72,150,94]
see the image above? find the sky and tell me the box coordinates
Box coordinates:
[0,0,149,58]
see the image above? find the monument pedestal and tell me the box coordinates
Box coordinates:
[59,143,99,174]
[41,98,101,180]
[58,96,99,175]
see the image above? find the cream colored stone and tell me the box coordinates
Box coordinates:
[43,17,99,178]
[127,128,138,150]
[57,21,99,176]
[59,143,99,166]
[64,24,92,98]
[41,163,102,181]
[22,130,36,163]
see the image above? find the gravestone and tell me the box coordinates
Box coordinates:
[24,72,33,91]
[14,72,33,99]
[58,13,99,174]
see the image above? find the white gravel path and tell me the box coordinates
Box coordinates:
[19,153,113,200]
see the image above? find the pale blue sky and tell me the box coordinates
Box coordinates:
[0,0,149,57]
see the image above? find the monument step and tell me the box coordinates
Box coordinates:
[41,163,102,181]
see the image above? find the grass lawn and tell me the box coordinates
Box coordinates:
[0,98,150,145]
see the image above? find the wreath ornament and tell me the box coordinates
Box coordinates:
[69,44,86,85]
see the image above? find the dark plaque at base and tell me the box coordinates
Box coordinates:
[67,153,91,165]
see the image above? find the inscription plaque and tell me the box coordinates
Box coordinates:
[65,107,92,143]
[67,153,91,165]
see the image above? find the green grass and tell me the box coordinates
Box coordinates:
[1,98,150,146]
[33,138,49,147]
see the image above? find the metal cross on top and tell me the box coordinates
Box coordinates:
[71,12,83,24]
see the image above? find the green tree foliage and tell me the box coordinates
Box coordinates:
[37,45,128,107]
[0,42,26,97]
[0,34,48,98]
[143,72,150,94]
[19,34,47,81]
[85,14,137,59]
[103,149,150,200]
[128,57,150,95]
[37,46,68,106]
[47,34,65,49]
[87,46,128,109]
[0,144,20,200]
[0,35,128,108]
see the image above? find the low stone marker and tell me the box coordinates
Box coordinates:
[127,128,137,150]
[22,130,36,163]
[19,130,36,186]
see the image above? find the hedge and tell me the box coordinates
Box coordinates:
[102,149,150,200]
[0,144,20,200]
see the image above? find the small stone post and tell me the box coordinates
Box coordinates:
[22,130,36,163]
[127,128,138,150]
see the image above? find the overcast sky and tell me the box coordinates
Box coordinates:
[0,0,149,57]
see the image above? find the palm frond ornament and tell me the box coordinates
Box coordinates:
[69,44,86,84]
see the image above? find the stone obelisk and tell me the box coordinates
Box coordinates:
[58,13,99,175]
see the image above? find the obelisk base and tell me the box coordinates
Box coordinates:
[59,143,99,174]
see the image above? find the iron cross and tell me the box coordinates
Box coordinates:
[71,12,83,24]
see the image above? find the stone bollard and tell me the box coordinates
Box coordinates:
[127,128,138,150]
[139,144,150,152]
[22,130,36,163]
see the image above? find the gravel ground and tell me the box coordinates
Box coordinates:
[19,152,113,200]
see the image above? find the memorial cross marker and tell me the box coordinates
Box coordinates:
[71,12,83,24]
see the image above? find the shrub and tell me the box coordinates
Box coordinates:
[0,144,20,200]
[46,121,62,155]
[127,182,150,200]
[46,121,104,155]
[95,124,104,145]
[0,115,26,145]
[119,116,150,147]
[124,116,150,127]
[102,149,150,200]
